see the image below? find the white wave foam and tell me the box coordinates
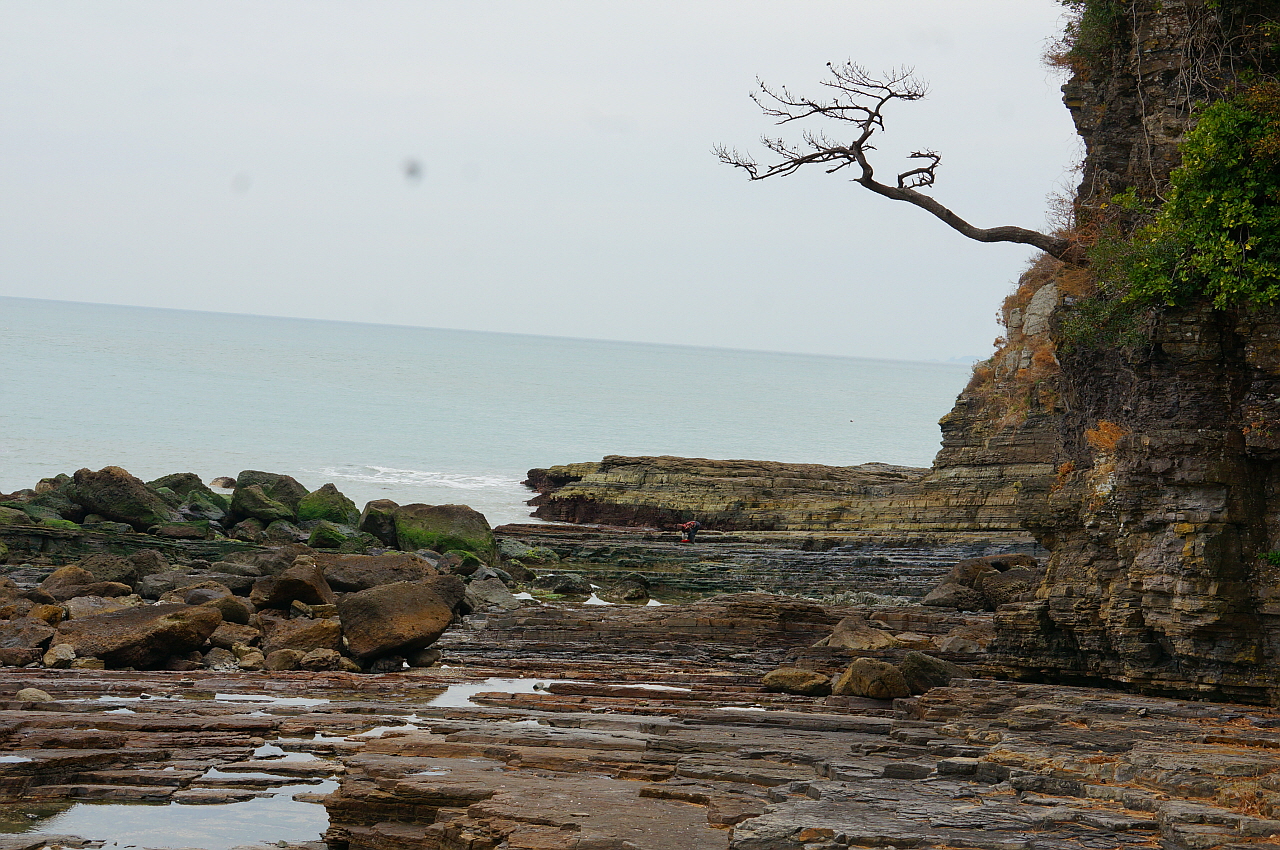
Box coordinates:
[313,465,522,491]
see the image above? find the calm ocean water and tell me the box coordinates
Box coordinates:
[1,297,971,526]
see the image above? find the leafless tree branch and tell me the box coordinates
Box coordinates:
[714,60,1074,261]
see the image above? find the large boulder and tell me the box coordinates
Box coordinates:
[337,576,465,661]
[306,521,351,549]
[53,604,222,669]
[74,554,138,586]
[392,504,496,562]
[148,473,230,520]
[315,552,439,593]
[975,564,1044,607]
[466,577,522,612]
[762,668,832,696]
[358,499,400,547]
[69,467,179,531]
[0,506,29,527]
[813,615,903,650]
[297,484,359,526]
[531,573,592,597]
[832,658,911,700]
[922,554,1042,611]
[230,485,295,525]
[899,651,966,695]
[234,471,307,515]
[249,556,336,610]
[40,566,96,597]
[921,583,987,611]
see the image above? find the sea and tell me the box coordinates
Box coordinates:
[0,297,972,526]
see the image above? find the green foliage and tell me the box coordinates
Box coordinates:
[1055,293,1151,350]
[1112,86,1280,308]
[1263,549,1280,567]
[1051,0,1126,71]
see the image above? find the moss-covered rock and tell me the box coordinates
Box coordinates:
[234,471,307,515]
[70,466,180,532]
[358,499,399,547]
[298,484,359,525]
[230,484,295,524]
[230,518,265,543]
[265,520,306,544]
[392,504,496,562]
[148,473,230,510]
[0,506,31,526]
[150,520,213,540]
[307,520,351,549]
[180,489,229,523]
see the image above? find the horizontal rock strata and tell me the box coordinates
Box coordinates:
[524,455,1048,545]
[0,652,1276,849]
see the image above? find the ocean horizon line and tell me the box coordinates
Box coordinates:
[0,294,977,371]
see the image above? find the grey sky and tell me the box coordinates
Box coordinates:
[0,1,1078,362]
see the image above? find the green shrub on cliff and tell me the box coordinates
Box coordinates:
[1115,84,1280,308]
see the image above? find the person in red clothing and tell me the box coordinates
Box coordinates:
[678,520,702,543]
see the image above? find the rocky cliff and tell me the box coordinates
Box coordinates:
[985,0,1280,702]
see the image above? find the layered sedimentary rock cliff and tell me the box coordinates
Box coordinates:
[986,0,1280,702]
[525,453,1044,545]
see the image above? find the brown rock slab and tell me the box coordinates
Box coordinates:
[53,603,222,669]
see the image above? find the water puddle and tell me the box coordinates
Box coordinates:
[0,780,338,849]
[423,678,558,708]
[253,743,320,761]
[213,693,329,708]
[351,720,421,740]
[200,768,322,786]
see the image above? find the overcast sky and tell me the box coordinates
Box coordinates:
[0,1,1079,362]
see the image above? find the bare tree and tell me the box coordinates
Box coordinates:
[715,61,1074,261]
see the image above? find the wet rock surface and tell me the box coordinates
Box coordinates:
[0,648,1273,850]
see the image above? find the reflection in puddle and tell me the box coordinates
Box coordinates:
[424,678,557,708]
[352,721,420,740]
[213,693,329,708]
[1,781,338,849]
